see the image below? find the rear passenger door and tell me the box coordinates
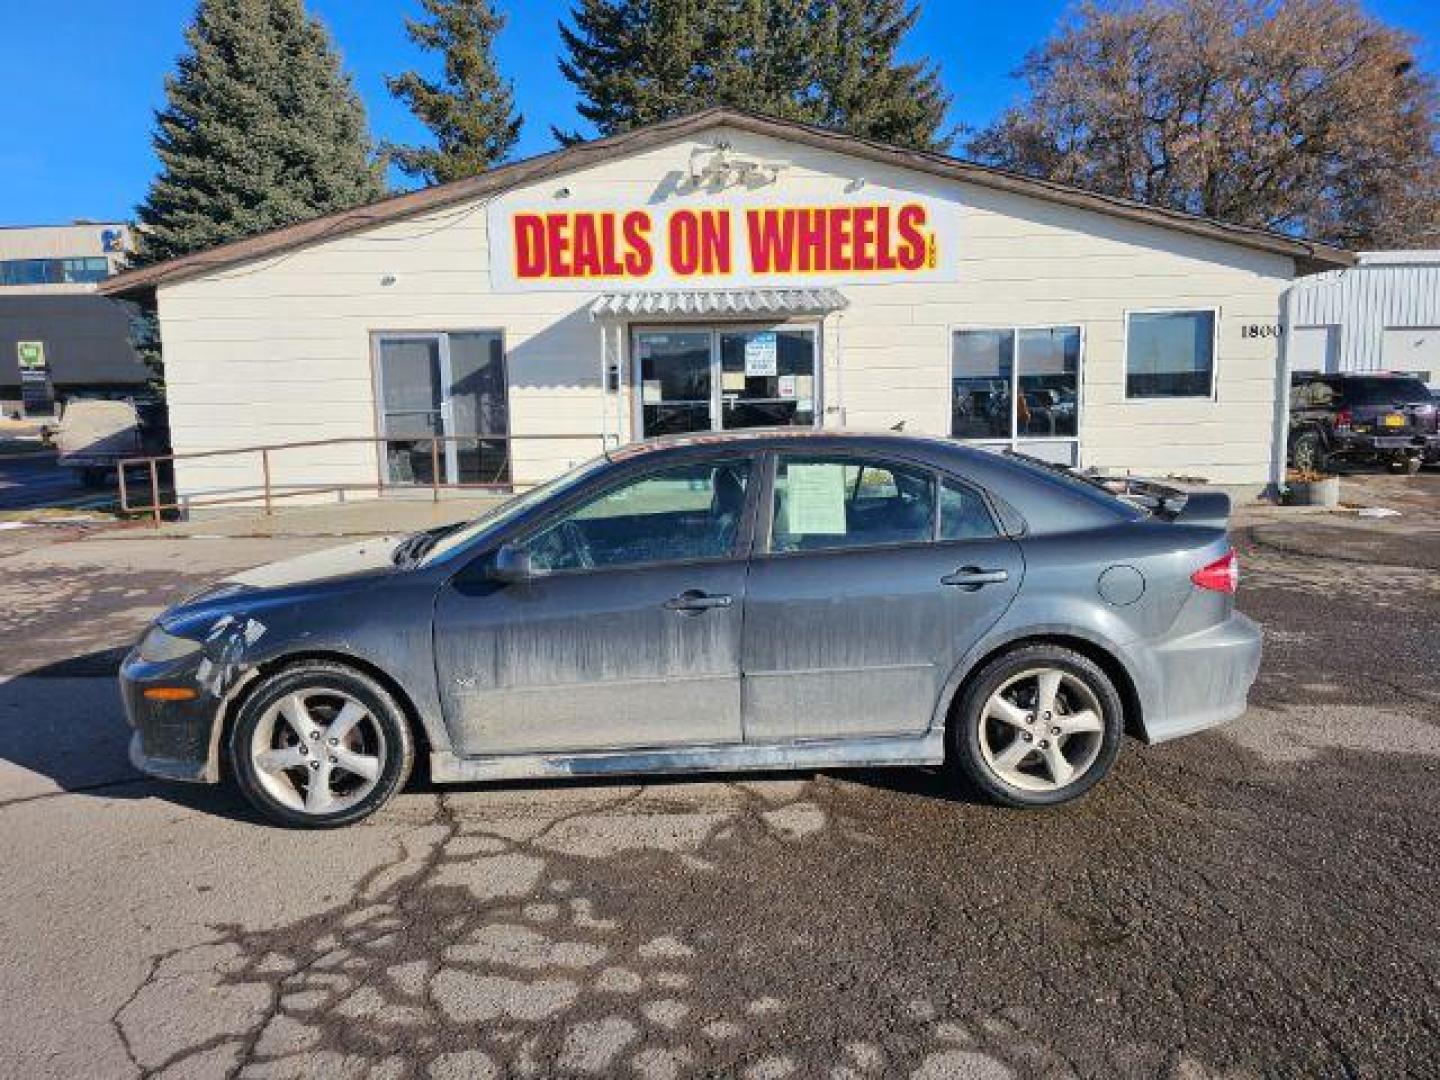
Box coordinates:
[741,453,1023,743]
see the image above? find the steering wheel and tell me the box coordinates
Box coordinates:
[558,520,595,570]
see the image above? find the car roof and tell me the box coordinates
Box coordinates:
[605,429,1140,533]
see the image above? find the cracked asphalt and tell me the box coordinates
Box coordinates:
[0,477,1437,1079]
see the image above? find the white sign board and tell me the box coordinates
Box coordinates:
[786,463,848,536]
[744,332,778,377]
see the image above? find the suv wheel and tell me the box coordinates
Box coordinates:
[230,661,414,828]
[1290,430,1328,473]
[949,644,1124,808]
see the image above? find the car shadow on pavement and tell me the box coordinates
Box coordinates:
[0,646,270,823]
[0,645,984,824]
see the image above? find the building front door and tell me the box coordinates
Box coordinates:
[376,332,510,486]
[633,326,819,438]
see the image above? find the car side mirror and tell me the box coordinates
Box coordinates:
[487,543,534,584]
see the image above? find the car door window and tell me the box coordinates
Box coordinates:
[524,459,750,571]
[771,455,935,553]
[940,479,1000,540]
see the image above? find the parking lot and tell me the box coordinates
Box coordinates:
[0,476,1436,1079]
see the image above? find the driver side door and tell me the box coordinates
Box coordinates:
[433,455,756,756]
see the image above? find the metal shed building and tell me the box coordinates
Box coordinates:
[1284,251,1440,381]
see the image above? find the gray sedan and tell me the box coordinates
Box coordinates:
[120,431,1260,827]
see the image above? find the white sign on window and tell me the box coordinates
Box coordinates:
[744,332,778,377]
[778,375,796,399]
[786,463,847,535]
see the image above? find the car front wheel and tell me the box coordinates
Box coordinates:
[950,644,1123,808]
[230,661,414,828]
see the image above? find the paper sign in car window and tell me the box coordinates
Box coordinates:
[786,463,847,535]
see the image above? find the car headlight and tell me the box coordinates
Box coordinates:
[138,625,204,663]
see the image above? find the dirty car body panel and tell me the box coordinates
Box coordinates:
[119,431,1261,795]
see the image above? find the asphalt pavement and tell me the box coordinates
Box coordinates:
[0,450,100,512]
[0,478,1436,1079]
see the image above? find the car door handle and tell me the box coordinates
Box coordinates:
[941,566,1010,589]
[664,590,734,613]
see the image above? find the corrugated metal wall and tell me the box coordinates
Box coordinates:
[1286,260,1440,372]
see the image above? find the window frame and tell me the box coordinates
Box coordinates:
[756,449,1003,559]
[507,452,762,577]
[1122,307,1220,403]
[948,322,1085,453]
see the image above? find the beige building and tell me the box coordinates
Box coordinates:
[1,222,133,294]
[101,109,1351,507]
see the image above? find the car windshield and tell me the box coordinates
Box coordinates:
[1339,378,1432,408]
[414,452,613,566]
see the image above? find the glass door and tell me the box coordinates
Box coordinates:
[446,331,510,485]
[717,328,816,430]
[377,332,511,486]
[378,335,444,485]
[633,326,819,437]
[635,330,713,436]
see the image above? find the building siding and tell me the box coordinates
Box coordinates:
[155,124,1297,505]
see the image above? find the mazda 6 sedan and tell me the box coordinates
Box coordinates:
[120,431,1260,828]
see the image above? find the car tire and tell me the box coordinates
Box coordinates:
[1289,430,1328,473]
[948,644,1124,808]
[229,661,414,829]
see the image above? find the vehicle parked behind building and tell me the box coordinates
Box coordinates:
[54,397,167,486]
[1289,372,1439,474]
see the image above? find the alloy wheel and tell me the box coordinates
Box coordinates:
[249,689,387,816]
[977,667,1106,792]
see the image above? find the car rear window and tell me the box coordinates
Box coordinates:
[1337,378,1432,408]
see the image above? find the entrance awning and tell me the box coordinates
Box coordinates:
[589,286,848,321]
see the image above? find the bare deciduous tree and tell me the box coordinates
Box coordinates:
[967,0,1439,249]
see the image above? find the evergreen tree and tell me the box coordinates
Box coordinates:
[556,0,951,150]
[812,0,950,152]
[134,0,385,265]
[386,0,522,185]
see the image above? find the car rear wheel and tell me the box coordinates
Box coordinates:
[949,644,1123,808]
[230,661,414,828]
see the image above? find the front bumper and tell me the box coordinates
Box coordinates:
[1138,612,1263,744]
[119,649,224,784]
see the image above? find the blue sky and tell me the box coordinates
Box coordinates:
[5,0,1437,225]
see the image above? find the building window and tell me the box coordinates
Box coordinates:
[952,327,1081,442]
[0,256,111,287]
[1125,310,1216,399]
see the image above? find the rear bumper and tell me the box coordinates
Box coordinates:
[1335,432,1438,456]
[119,649,223,784]
[1135,612,1262,744]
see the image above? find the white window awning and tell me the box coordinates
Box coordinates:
[589,286,848,321]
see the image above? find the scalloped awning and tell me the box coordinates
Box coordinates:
[588,286,848,320]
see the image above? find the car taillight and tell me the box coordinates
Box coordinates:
[1192,550,1239,594]
[1335,406,1353,431]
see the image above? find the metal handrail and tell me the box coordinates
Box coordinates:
[117,433,605,526]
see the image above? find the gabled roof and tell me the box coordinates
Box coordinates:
[101,106,1353,300]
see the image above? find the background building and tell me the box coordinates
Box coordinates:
[101,109,1351,507]
[0,222,147,416]
[0,222,133,294]
[1285,251,1440,384]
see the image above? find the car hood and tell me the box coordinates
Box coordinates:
[228,537,403,590]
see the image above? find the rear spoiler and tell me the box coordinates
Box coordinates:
[1171,490,1231,528]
